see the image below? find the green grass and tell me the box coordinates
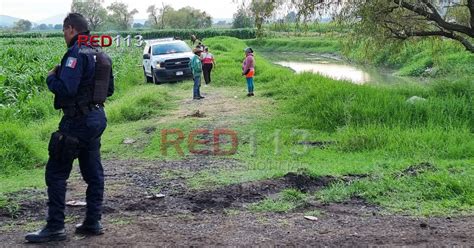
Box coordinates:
[0,219,44,233]
[265,22,350,34]
[342,36,474,77]
[0,122,47,173]
[245,36,341,54]
[0,169,45,194]
[318,160,474,216]
[188,36,474,216]
[304,209,323,217]
[0,169,45,216]
[249,189,307,213]
[108,217,133,226]
[107,85,174,123]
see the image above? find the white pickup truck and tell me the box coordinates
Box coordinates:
[142,38,194,84]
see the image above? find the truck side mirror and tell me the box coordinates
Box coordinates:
[143,54,150,59]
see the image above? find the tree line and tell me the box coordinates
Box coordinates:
[8,21,63,32]
[9,0,214,32]
[9,0,474,53]
[145,4,212,29]
[72,0,215,30]
[234,0,474,53]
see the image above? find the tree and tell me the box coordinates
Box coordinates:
[144,20,152,27]
[71,0,108,31]
[133,23,144,28]
[232,0,474,53]
[335,0,474,53]
[38,24,48,30]
[250,0,282,38]
[159,4,174,29]
[233,0,338,32]
[146,5,159,27]
[147,6,212,29]
[233,4,255,28]
[233,0,283,37]
[107,2,138,30]
[289,0,336,24]
[146,4,174,29]
[168,7,212,28]
[285,11,297,23]
[13,19,32,32]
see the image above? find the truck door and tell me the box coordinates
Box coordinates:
[143,45,152,75]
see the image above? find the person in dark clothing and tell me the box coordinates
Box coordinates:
[201,47,216,86]
[191,34,198,45]
[25,13,114,243]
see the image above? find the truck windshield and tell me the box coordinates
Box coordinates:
[152,42,191,55]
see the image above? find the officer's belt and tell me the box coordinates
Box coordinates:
[62,103,104,117]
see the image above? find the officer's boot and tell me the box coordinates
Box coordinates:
[75,220,104,235]
[25,226,67,243]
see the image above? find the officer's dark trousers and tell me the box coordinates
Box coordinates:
[202,63,213,84]
[46,107,107,229]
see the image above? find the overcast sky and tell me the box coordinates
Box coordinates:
[0,0,239,22]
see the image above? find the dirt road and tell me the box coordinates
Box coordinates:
[1,86,473,246]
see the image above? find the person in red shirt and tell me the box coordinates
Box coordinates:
[201,47,216,86]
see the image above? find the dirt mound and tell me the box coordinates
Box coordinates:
[187,173,338,212]
[185,110,206,118]
[142,126,157,134]
[117,169,341,214]
[0,189,46,219]
[0,159,361,221]
[283,172,335,192]
[398,162,437,177]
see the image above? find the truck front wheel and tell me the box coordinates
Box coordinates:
[152,68,161,84]
[144,67,152,83]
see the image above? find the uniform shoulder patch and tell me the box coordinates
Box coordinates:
[66,57,77,69]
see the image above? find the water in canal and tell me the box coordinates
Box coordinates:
[264,52,427,85]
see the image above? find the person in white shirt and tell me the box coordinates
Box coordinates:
[201,47,216,86]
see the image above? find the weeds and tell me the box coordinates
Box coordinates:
[249,189,307,213]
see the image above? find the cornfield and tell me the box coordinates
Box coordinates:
[0,28,256,40]
[0,37,142,108]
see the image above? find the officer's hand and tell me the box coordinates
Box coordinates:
[48,65,60,77]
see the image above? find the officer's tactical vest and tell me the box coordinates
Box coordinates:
[54,51,112,110]
[92,52,112,104]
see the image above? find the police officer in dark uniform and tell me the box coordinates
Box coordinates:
[25,13,114,243]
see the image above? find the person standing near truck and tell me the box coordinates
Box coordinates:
[25,13,114,243]
[201,47,215,86]
[189,47,204,100]
[242,47,255,97]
